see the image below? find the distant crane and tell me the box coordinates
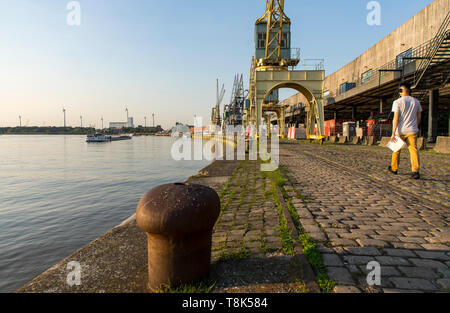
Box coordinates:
[63,108,66,128]
[211,79,226,127]
[19,115,22,127]
[223,74,247,127]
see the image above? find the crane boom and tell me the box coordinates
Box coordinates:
[212,79,225,126]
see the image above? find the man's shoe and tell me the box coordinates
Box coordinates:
[388,166,398,175]
[411,172,421,180]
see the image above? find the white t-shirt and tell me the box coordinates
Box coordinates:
[392,96,423,135]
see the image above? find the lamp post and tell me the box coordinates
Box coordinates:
[63,109,66,128]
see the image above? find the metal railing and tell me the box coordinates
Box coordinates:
[300,59,325,70]
[289,47,301,61]
[413,11,450,88]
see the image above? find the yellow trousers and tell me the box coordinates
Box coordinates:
[391,133,420,173]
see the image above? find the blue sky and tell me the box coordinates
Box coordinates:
[0,0,434,128]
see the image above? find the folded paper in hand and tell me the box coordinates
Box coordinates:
[386,136,406,152]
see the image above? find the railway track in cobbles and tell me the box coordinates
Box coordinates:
[299,146,449,212]
[295,142,450,208]
[279,142,450,293]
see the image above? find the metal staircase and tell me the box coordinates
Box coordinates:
[412,11,450,90]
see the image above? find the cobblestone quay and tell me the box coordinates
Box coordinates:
[279,141,449,293]
[17,140,449,293]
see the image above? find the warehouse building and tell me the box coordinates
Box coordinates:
[281,0,450,142]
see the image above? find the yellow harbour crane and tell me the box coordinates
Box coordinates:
[246,0,325,141]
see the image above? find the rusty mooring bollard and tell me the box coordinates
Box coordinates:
[136,183,220,291]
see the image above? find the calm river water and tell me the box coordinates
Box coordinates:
[0,135,210,292]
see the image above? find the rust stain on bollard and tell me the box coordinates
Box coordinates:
[136,183,220,291]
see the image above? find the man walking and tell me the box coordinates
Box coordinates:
[388,82,423,180]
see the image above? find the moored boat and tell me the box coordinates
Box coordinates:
[86,133,112,143]
[110,135,132,141]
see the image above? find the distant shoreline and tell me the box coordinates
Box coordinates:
[0,126,167,136]
[0,133,89,135]
[0,132,170,136]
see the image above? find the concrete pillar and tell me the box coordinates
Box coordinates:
[448,118,450,136]
[428,89,439,143]
[352,106,357,120]
[379,98,387,115]
[277,109,286,139]
[263,113,271,136]
[256,98,263,137]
